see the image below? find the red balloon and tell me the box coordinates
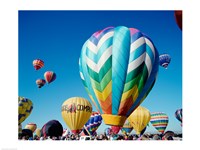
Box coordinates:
[174,10,182,30]
[44,71,56,84]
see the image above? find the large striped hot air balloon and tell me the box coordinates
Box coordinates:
[79,26,159,127]
[83,111,102,136]
[33,59,44,70]
[150,112,169,134]
[61,97,92,134]
[18,96,33,124]
[175,108,182,126]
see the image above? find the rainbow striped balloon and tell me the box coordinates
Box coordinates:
[150,112,168,134]
[79,26,159,126]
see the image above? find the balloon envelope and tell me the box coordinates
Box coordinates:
[36,79,46,88]
[21,129,33,138]
[33,59,44,70]
[25,123,37,132]
[61,97,92,134]
[159,54,171,69]
[150,112,169,134]
[18,96,33,124]
[35,128,41,137]
[44,71,56,84]
[111,126,121,134]
[83,111,102,136]
[79,26,159,126]
[128,106,150,135]
[41,120,63,137]
[174,10,182,30]
[104,128,112,136]
[175,108,182,125]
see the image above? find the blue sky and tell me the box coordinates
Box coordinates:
[19,10,182,134]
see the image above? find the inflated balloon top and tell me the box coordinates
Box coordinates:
[79,26,159,126]
[18,96,33,124]
[33,59,44,70]
[25,123,37,133]
[41,120,63,138]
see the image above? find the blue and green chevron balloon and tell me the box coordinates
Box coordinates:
[79,26,159,126]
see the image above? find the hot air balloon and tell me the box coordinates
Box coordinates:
[104,128,113,136]
[111,126,121,134]
[150,112,169,134]
[41,120,63,138]
[36,79,46,88]
[61,97,92,134]
[174,10,182,30]
[44,71,56,84]
[18,96,33,124]
[35,128,41,137]
[21,129,33,138]
[128,106,150,136]
[83,111,102,136]
[33,59,44,70]
[79,26,159,127]
[159,54,171,69]
[25,123,37,133]
[175,108,182,126]
[121,119,133,135]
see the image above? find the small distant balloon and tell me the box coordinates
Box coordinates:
[44,71,56,84]
[159,54,171,69]
[25,123,37,133]
[36,79,46,88]
[33,59,44,70]
[175,108,182,126]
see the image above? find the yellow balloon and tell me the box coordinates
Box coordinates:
[35,128,41,137]
[18,96,33,124]
[25,123,37,132]
[128,106,150,135]
[61,97,92,134]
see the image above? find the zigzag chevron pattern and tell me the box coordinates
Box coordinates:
[79,26,159,117]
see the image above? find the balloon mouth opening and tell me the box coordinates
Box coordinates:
[102,114,127,126]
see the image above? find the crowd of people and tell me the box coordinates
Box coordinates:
[18,132,182,141]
